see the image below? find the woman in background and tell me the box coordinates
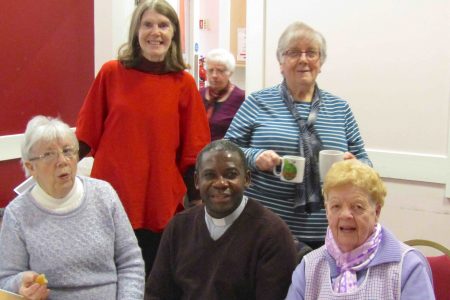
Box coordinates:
[76,0,210,277]
[286,160,435,299]
[225,22,371,249]
[0,116,144,299]
[200,48,245,141]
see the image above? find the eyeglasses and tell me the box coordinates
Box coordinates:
[29,147,78,163]
[206,68,228,75]
[283,49,320,61]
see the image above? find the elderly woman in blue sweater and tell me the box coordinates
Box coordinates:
[0,116,144,299]
[225,21,371,249]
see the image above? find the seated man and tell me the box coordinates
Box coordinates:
[145,140,298,300]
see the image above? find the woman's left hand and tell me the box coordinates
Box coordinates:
[19,271,50,300]
[343,152,356,160]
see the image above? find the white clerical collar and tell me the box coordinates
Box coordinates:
[204,196,248,241]
[205,196,248,226]
[31,177,84,213]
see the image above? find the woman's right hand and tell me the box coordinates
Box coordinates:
[19,271,49,300]
[255,150,281,171]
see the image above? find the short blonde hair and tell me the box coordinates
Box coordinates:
[323,160,386,207]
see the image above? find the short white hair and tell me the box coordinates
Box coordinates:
[21,115,78,176]
[205,48,236,74]
[276,21,327,65]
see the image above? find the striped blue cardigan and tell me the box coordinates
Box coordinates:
[225,84,371,242]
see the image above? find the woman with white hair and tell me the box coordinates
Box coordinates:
[0,116,145,299]
[200,48,245,141]
[225,22,371,250]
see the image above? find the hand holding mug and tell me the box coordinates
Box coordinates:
[273,156,305,183]
[255,150,281,171]
[343,151,356,160]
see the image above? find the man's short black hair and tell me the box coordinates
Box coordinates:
[195,140,248,172]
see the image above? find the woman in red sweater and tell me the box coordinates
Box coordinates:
[76,0,210,277]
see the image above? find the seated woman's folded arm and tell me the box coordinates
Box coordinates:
[400,250,435,299]
[0,208,28,293]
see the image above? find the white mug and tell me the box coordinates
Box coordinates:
[273,155,305,183]
[319,150,344,181]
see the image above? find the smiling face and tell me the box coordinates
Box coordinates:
[280,38,322,92]
[195,149,250,219]
[25,137,78,199]
[325,184,381,252]
[138,9,174,62]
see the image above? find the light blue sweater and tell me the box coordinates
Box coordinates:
[0,176,145,299]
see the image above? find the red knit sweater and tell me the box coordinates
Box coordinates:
[76,60,210,231]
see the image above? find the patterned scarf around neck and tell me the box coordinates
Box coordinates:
[205,82,234,120]
[325,223,382,293]
[279,80,323,213]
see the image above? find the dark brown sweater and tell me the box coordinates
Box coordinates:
[145,199,297,300]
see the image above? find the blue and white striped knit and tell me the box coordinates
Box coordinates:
[225,84,371,242]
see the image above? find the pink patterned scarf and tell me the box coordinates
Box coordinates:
[325,223,382,293]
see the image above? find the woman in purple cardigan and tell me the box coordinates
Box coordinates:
[286,160,435,299]
[200,48,245,141]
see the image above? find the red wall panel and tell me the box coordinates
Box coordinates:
[0,1,94,205]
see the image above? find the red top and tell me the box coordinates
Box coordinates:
[76,60,210,232]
